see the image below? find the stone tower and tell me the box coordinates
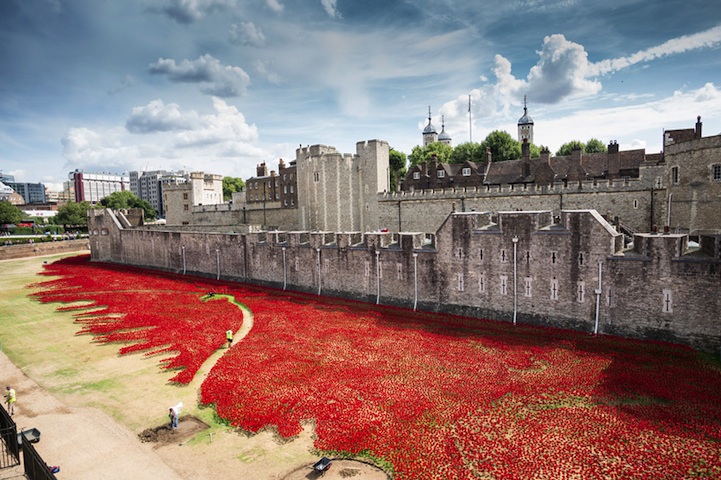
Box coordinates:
[438,116,452,146]
[422,106,438,146]
[518,95,534,145]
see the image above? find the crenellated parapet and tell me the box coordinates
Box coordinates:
[88,207,721,353]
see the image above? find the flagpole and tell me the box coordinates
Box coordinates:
[468,95,472,143]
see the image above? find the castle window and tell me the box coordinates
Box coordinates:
[290,173,294,180]
[291,198,295,205]
[183,204,189,211]
[524,277,532,297]
[364,260,370,277]
[671,166,679,185]
[526,251,530,265]
[478,273,486,293]
[655,177,663,188]
[283,174,287,181]
[606,286,614,308]
[413,172,421,180]
[500,275,508,295]
[501,249,507,263]
[437,170,445,178]
[275,192,279,200]
[633,199,638,209]
[578,253,584,266]
[284,199,287,206]
[283,186,287,194]
[550,278,559,300]
[577,281,585,303]
[462,168,471,176]
[479,248,483,261]
[457,272,464,292]
[713,164,721,181]
[314,172,320,182]
[662,289,673,313]
[551,251,557,264]
[290,185,294,193]
[396,263,403,280]
[183,193,188,200]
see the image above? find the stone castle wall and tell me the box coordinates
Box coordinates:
[88,208,721,353]
[379,178,667,235]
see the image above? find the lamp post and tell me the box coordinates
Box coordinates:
[512,236,519,325]
[282,247,287,291]
[375,250,381,305]
[215,248,220,280]
[181,245,186,275]
[316,248,321,295]
[594,260,603,335]
[413,252,418,311]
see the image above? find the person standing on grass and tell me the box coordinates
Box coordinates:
[226,329,233,348]
[5,386,16,415]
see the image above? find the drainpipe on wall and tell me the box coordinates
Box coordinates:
[413,252,418,311]
[594,260,603,335]
[215,248,220,280]
[667,193,673,228]
[282,247,287,290]
[512,236,519,325]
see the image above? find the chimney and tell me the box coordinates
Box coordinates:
[695,116,702,138]
[485,146,492,163]
[607,140,620,177]
[522,139,530,177]
[278,158,285,169]
[540,147,550,164]
[571,146,582,165]
[256,162,268,177]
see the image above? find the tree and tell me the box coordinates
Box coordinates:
[555,140,585,156]
[388,147,407,192]
[408,142,453,167]
[449,142,484,164]
[585,138,607,154]
[99,191,156,220]
[480,130,522,162]
[222,176,246,201]
[0,201,22,225]
[54,201,92,226]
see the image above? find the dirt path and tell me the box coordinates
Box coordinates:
[0,254,390,480]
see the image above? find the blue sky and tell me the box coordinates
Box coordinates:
[1,0,720,191]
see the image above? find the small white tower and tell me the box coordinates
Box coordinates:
[422,106,438,146]
[438,115,452,146]
[517,95,534,145]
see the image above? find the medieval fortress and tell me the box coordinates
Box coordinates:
[87,113,721,353]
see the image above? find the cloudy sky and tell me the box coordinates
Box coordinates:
[1,0,720,191]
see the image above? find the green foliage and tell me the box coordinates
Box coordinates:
[388,147,407,191]
[0,201,23,224]
[222,176,246,201]
[555,139,607,156]
[449,142,484,164]
[54,201,92,226]
[99,191,156,220]
[480,130,522,162]
[585,138,607,154]
[408,142,453,167]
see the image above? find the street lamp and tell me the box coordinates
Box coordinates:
[375,250,381,305]
[282,247,287,291]
[413,252,418,311]
[512,236,519,325]
[316,248,321,295]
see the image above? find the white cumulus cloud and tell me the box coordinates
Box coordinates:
[158,0,238,24]
[321,0,340,18]
[229,22,266,47]
[148,54,251,97]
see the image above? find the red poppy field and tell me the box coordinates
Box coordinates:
[30,255,721,479]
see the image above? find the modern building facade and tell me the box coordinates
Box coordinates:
[69,170,129,204]
[4,181,47,204]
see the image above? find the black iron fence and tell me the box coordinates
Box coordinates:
[0,405,20,469]
[21,436,57,480]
